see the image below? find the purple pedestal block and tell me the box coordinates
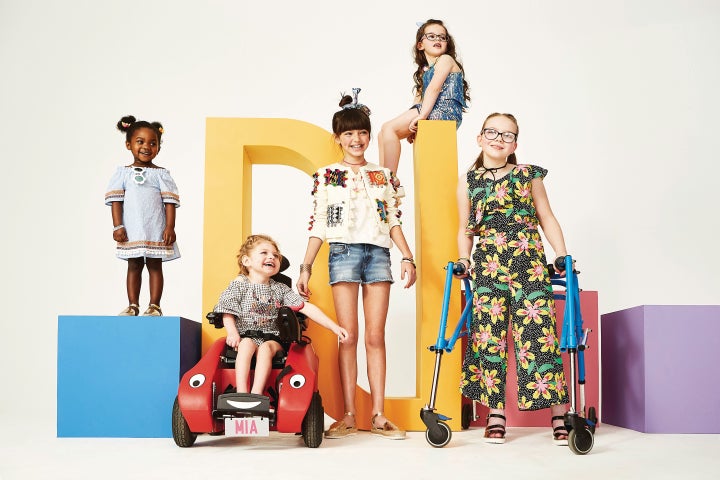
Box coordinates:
[601,305,720,433]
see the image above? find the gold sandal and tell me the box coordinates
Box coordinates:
[118,304,139,316]
[370,412,406,440]
[143,304,163,316]
[325,412,357,439]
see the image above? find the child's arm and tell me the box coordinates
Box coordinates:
[389,225,417,289]
[163,203,176,246]
[297,237,324,299]
[111,202,128,242]
[298,302,348,342]
[410,55,457,131]
[456,176,473,276]
[532,178,568,258]
[222,314,242,348]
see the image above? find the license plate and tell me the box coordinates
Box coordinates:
[224,417,270,437]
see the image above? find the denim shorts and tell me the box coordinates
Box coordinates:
[328,243,394,285]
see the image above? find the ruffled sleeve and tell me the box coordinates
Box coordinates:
[528,164,547,180]
[104,166,126,205]
[213,276,249,317]
[157,169,180,207]
[307,168,328,240]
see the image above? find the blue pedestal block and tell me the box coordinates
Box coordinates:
[57,315,200,437]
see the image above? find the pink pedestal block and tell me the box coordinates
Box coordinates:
[466,291,600,427]
[601,305,720,433]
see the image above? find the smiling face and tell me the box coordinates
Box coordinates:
[241,240,281,282]
[126,127,160,166]
[478,115,518,163]
[335,129,370,162]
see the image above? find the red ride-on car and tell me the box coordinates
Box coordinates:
[172,305,325,448]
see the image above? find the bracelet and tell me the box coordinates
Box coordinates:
[457,257,471,265]
[113,224,125,232]
[401,257,416,267]
[299,264,313,274]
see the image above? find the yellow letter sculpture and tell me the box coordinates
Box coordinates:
[203,118,462,430]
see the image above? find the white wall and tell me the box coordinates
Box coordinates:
[1,0,718,417]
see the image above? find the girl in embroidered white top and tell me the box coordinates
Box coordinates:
[298,89,416,440]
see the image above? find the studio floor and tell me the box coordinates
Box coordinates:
[1,413,719,480]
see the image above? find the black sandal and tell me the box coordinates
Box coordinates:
[484,413,506,444]
[552,415,569,446]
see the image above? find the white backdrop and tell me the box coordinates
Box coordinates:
[1,0,718,418]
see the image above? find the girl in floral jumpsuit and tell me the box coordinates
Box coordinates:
[456,113,570,445]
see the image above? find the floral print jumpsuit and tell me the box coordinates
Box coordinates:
[460,164,568,411]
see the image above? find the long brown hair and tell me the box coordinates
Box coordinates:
[471,113,519,170]
[412,19,470,106]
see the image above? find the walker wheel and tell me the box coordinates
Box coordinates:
[425,421,452,448]
[568,427,594,455]
[461,403,473,430]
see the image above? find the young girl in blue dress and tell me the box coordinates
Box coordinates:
[379,19,470,191]
[456,113,569,445]
[105,115,180,316]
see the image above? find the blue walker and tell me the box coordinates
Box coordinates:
[420,255,597,453]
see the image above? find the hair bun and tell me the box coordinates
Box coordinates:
[338,95,354,108]
[116,115,136,132]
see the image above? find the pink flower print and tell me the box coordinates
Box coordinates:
[554,372,567,400]
[517,340,536,369]
[493,180,511,205]
[468,364,482,382]
[498,271,521,294]
[493,232,508,253]
[487,330,507,358]
[509,232,532,257]
[518,395,534,410]
[481,253,502,278]
[527,260,546,281]
[538,326,558,353]
[518,298,548,325]
[488,297,507,323]
[527,371,554,400]
[515,181,531,204]
[482,369,501,394]
[472,324,492,352]
[512,324,525,344]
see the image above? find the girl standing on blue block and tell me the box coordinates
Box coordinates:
[298,90,416,440]
[456,113,569,445]
[105,115,180,317]
[379,19,470,193]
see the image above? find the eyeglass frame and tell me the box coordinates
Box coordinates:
[481,128,518,143]
[422,33,449,42]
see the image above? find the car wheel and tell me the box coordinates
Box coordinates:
[172,396,197,447]
[301,392,324,448]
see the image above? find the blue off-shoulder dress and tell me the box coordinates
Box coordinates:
[105,166,181,261]
[415,64,468,127]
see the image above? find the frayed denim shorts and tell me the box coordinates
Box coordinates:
[328,243,394,285]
